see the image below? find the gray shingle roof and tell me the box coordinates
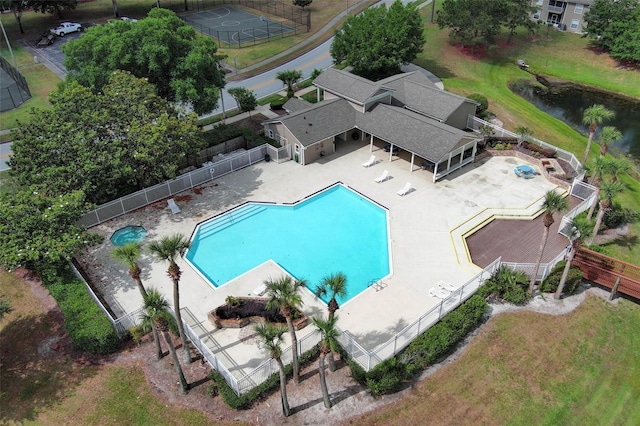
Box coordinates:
[283,97,313,113]
[356,104,474,163]
[313,68,387,105]
[264,98,357,147]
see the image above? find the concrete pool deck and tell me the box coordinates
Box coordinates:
[78,143,560,378]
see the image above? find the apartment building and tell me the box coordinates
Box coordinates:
[531,0,592,33]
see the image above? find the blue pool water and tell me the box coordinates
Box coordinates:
[186,184,390,305]
[110,226,147,246]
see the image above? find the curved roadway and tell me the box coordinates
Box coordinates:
[213,0,431,116]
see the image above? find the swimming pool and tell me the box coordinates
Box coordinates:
[185,184,390,305]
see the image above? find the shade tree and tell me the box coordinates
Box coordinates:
[227,87,258,116]
[584,0,640,63]
[62,8,227,115]
[8,71,203,205]
[0,186,100,270]
[331,0,424,79]
[276,70,303,99]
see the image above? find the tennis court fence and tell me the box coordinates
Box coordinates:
[187,0,310,48]
[0,55,31,112]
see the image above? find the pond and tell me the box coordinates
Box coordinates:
[511,80,640,161]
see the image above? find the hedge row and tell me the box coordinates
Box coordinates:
[210,345,319,409]
[38,265,120,354]
[350,295,488,396]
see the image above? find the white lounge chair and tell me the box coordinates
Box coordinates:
[374,169,389,183]
[397,182,412,196]
[253,283,267,296]
[429,287,450,299]
[438,280,458,292]
[362,155,376,167]
[167,198,181,214]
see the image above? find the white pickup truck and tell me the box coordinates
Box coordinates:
[50,22,82,37]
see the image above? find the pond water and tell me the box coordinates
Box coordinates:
[511,80,640,161]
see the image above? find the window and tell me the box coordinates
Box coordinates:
[575,4,583,14]
[570,19,579,29]
[533,10,541,20]
[267,129,274,139]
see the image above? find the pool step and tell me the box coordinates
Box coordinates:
[198,205,267,238]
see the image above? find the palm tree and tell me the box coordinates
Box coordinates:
[148,234,192,364]
[315,272,347,322]
[140,288,166,360]
[142,288,189,394]
[597,126,622,158]
[586,157,611,220]
[529,191,568,295]
[276,69,303,99]
[315,272,347,371]
[112,242,147,298]
[607,157,631,183]
[265,275,306,384]
[254,323,291,417]
[554,217,592,299]
[581,104,614,165]
[589,180,625,245]
[312,315,340,409]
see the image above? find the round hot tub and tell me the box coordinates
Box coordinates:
[110,226,148,246]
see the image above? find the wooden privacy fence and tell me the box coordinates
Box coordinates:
[572,248,640,300]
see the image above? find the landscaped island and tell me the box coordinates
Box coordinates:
[208,297,308,330]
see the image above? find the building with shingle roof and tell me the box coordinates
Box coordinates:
[263,68,481,181]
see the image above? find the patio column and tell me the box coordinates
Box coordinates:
[389,143,394,162]
[410,152,415,171]
[369,134,374,152]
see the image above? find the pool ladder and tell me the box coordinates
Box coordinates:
[368,278,387,291]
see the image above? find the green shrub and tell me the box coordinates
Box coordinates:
[366,357,408,396]
[468,93,488,118]
[604,206,639,229]
[348,359,368,386]
[270,99,286,110]
[540,261,584,295]
[300,92,318,103]
[39,265,120,354]
[477,265,530,304]
[211,344,319,409]
[403,295,488,377]
[494,143,505,150]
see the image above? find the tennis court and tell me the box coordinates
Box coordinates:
[182,7,295,47]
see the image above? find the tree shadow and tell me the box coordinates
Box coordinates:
[0,312,100,424]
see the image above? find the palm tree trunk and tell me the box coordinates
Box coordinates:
[589,206,606,245]
[319,353,332,408]
[581,131,595,165]
[327,309,337,372]
[163,330,189,394]
[554,250,575,299]
[529,227,551,295]
[152,324,163,360]
[135,278,147,299]
[276,358,291,417]
[586,186,600,220]
[173,278,191,364]
[286,315,300,384]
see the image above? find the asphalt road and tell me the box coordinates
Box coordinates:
[0,141,11,172]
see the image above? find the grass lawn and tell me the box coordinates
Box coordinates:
[416,6,640,264]
[353,295,640,425]
[0,269,227,426]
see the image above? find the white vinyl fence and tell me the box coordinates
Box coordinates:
[467,115,583,174]
[78,145,268,228]
[338,258,502,371]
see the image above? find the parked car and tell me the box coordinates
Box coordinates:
[50,22,82,36]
